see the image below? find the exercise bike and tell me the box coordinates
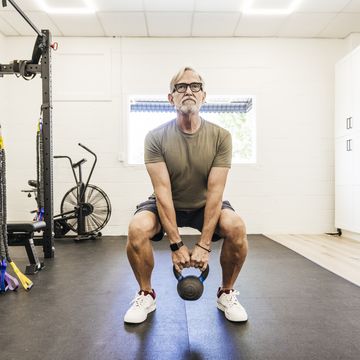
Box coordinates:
[24,143,112,240]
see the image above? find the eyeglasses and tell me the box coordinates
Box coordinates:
[173,82,203,93]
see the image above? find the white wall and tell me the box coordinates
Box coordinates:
[0,32,5,115]
[0,33,4,118]
[1,36,347,235]
[345,33,360,52]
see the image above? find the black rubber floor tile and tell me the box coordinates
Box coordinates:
[1,235,359,360]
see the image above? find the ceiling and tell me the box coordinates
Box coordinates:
[1,0,360,38]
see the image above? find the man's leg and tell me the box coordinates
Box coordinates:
[124,211,162,324]
[217,209,248,289]
[216,209,248,322]
[126,211,162,292]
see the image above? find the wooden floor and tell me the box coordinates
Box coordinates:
[265,234,360,287]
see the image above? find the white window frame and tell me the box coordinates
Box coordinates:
[121,94,257,167]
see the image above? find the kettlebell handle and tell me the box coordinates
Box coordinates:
[173,265,209,283]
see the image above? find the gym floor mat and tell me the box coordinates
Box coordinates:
[1,235,359,360]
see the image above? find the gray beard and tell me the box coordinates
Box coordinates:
[177,103,198,114]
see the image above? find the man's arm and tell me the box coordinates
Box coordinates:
[199,166,229,248]
[146,162,180,243]
[190,166,229,270]
[146,162,190,271]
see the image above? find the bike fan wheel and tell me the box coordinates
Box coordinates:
[60,184,111,235]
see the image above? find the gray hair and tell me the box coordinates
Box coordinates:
[169,66,205,93]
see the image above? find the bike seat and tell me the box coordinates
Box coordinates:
[28,180,38,188]
[72,158,87,169]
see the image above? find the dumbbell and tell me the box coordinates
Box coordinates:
[173,265,209,301]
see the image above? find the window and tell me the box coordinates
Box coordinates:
[127,95,256,165]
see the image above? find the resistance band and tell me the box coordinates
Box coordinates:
[36,113,44,221]
[0,125,10,292]
[0,126,31,291]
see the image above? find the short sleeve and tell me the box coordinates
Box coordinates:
[212,132,232,168]
[144,131,164,164]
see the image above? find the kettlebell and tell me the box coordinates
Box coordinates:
[173,265,209,301]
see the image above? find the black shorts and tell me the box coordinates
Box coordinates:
[134,196,235,242]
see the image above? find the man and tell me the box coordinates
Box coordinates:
[124,67,248,324]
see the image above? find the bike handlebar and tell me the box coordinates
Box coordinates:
[54,155,74,167]
[78,143,96,157]
[53,155,78,183]
[54,144,98,195]
[78,144,97,192]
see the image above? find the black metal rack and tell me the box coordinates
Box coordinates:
[0,0,54,258]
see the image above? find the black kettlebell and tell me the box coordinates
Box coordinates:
[173,265,209,301]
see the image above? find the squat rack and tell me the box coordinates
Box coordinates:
[0,0,54,258]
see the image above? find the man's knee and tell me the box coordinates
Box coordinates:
[128,212,159,249]
[220,213,247,246]
[220,214,248,265]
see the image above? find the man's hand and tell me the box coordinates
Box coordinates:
[172,245,191,273]
[190,245,210,272]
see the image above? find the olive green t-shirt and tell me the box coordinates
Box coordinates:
[144,118,232,210]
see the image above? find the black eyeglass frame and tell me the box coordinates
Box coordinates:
[172,82,203,93]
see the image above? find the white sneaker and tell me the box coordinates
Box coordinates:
[124,290,156,324]
[217,288,248,322]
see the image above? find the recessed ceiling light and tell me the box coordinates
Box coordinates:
[243,0,302,15]
[34,0,96,14]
